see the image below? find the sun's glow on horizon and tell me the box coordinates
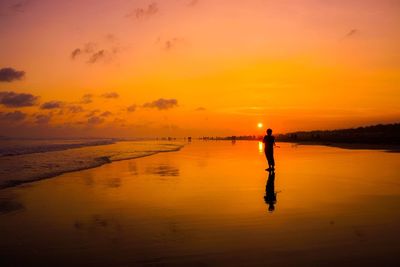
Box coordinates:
[258,123,263,129]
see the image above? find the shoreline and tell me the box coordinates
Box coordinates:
[0,145,183,191]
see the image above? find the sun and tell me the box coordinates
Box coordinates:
[257,122,263,128]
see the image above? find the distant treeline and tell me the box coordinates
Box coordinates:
[200,136,259,141]
[198,123,400,145]
[276,123,400,145]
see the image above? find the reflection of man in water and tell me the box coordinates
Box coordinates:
[264,170,276,212]
[262,128,276,171]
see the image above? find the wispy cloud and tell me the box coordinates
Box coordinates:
[143,98,178,110]
[87,50,106,64]
[0,110,27,122]
[40,101,63,109]
[101,92,119,99]
[156,37,186,51]
[100,111,112,117]
[126,2,158,19]
[187,0,198,7]
[71,42,96,60]
[71,38,121,64]
[127,104,137,112]
[195,107,206,111]
[0,67,25,82]
[87,116,104,125]
[70,48,81,59]
[80,94,93,104]
[105,34,117,42]
[0,91,38,107]
[67,105,84,113]
[164,38,180,51]
[35,113,51,124]
[9,0,31,13]
[86,109,100,118]
[343,29,359,39]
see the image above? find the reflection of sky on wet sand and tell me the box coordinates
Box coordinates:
[145,165,180,177]
[0,192,25,214]
[0,141,400,266]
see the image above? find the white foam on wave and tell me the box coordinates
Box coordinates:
[0,140,184,189]
[0,139,116,157]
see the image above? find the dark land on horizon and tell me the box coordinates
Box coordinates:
[202,123,400,152]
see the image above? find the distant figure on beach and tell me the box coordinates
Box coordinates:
[264,170,276,212]
[262,128,276,171]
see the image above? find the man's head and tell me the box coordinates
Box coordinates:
[267,128,272,136]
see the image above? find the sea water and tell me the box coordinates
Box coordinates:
[0,141,399,266]
[0,139,183,188]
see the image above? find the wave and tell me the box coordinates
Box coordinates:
[0,139,116,157]
[0,141,184,189]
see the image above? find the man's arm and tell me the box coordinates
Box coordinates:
[273,137,279,147]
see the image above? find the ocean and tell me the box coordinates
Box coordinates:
[1,141,399,266]
[0,139,183,188]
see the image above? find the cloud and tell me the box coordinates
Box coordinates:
[87,50,106,64]
[100,111,112,117]
[81,94,93,104]
[195,107,206,111]
[71,48,81,59]
[9,0,31,13]
[187,0,198,7]
[67,105,84,113]
[127,104,137,112]
[101,92,119,99]
[164,39,178,51]
[0,67,25,82]
[156,37,186,51]
[143,98,178,110]
[126,2,158,19]
[0,111,27,122]
[71,42,96,60]
[86,109,100,117]
[105,33,117,42]
[0,91,38,107]
[87,116,104,125]
[40,101,63,109]
[71,41,120,64]
[343,29,359,39]
[83,42,97,53]
[35,114,51,124]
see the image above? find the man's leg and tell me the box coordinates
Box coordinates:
[267,154,272,169]
[267,153,274,170]
[271,155,275,169]
[265,152,271,170]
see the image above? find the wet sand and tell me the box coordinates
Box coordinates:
[1,141,400,267]
[284,141,400,153]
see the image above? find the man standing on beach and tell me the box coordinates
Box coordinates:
[263,128,276,171]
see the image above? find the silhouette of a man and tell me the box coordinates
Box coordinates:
[262,128,275,171]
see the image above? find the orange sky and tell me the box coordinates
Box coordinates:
[0,0,399,138]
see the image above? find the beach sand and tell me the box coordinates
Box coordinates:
[1,141,400,266]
